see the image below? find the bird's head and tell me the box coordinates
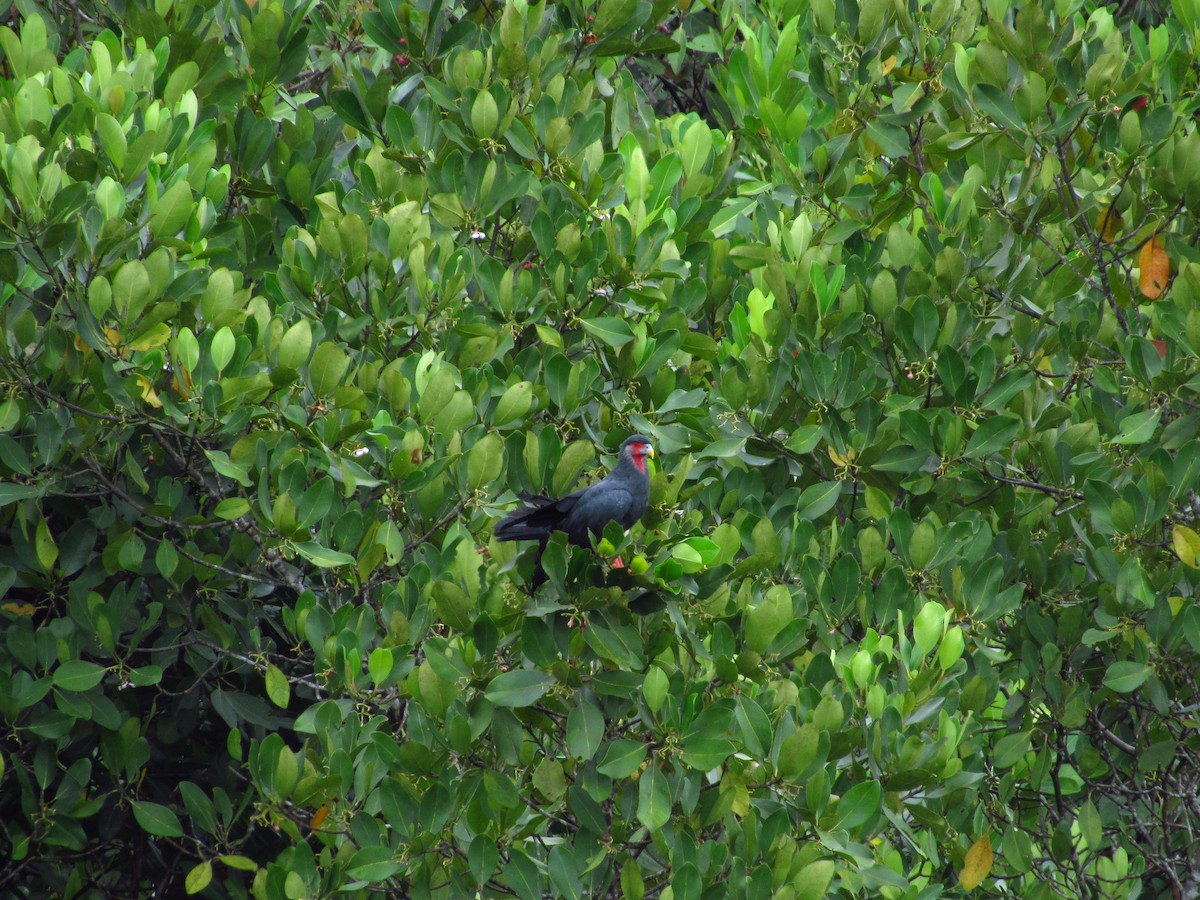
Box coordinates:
[621,435,655,474]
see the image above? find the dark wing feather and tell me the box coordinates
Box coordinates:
[493,488,584,542]
[559,484,634,546]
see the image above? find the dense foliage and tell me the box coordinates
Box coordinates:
[2,0,1200,895]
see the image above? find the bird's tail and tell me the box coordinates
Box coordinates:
[493,495,558,542]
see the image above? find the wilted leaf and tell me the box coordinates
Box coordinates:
[1138,237,1170,299]
[959,833,993,889]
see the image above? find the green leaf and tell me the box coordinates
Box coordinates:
[185,861,212,894]
[584,621,645,669]
[309,341,349,397]
[218,854,258,872]
[292,542,356,568]
[149,180,194,239]
[0,483,42,506]
[642,667,668,714]
[485,670,555,707]
[973,83,1025,132]
[592,0,639,35]
[467,433,505,488]
[35,518,57,572]
[777,723,820,778]
[745,585,791,653]
[567,700,605,760]
[636,764,670,830]
[1112,410,1159,445]
[834,780,881,830]
[131,800,184,837]
[53,660,106,692]
[857,0,887,41]
[533,758,566,802]
[597,740,646,778]
[204,450,253,487]
[494,381,534,427]
[963,414,1020,458]
[277,320,312,369]
[552,440,596,495]
[112,261,150,320]
[210,327,235,375]
[679,735,735,770]
[795,480,842,520]
[992,729,1033,768]
[1103,661,1152,693]
[212,497,249,520]
[348,846,404,881]
[265,664,290,708]
[794,860,835,900]
[581,317,636,349]
[469,834,500,888]
[128,665,163,687]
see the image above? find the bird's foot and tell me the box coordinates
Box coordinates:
[612,555,625,569]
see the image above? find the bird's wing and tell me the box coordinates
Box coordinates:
[560,482,634,546]
[493,488,585,541]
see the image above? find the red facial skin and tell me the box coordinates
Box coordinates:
[630,442,652,474]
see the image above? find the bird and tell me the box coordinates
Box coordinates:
[494,435,655,588]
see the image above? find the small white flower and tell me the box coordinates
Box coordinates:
[470,230,487,241]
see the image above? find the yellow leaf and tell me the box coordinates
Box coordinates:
[3,602,37,616]
[1173,524,1200,569]
[882,55,897,75]
[309,805,330,829]
[1138,237,1170,299]
[959,833,993,890]
[104,327,123,351]
[1096,205,1122,242]
[135,375,163,408]
[126,322,171,352]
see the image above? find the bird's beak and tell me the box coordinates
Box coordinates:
[647,445,655,458]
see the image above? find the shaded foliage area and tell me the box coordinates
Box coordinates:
[2,0,1200,896]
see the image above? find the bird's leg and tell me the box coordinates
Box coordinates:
[612,556,624,569]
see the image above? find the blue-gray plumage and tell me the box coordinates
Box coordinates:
[494,435,655,587]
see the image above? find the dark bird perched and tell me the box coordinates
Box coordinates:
[494,435,655,588]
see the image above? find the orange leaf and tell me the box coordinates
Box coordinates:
[309,805,330,829]
[959,833,993,890]
[1138,237,1170,299]
[173,366,194,399]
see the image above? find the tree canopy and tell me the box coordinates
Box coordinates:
[2,0,1200,895]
